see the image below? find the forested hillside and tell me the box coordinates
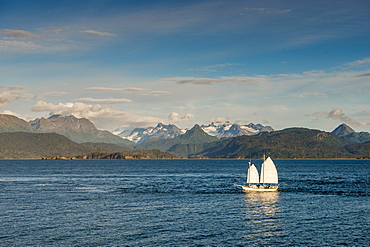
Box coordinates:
[0,132,95,159]
[198,128,357,159]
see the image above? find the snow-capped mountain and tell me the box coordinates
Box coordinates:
[120,121,273,143]
[201,121,274,138]
[120,123,185,144]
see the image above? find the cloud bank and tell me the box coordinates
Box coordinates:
[312,108,370,128]
[0,86,33,108]
[169,112,194,123]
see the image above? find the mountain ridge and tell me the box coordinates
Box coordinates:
[197,128,354,159]
[332,123,355,136]
[29,115,134,145]
[0,113,369,159]
[0,114,39,133]
[331,123,370,143]
[201,121,274,138]
[121,122,184,143]
[121,121,274,143]
[134,124,219,152]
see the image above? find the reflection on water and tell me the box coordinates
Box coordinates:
[242,192,284,246]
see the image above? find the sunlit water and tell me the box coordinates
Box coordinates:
[0,159,369,246]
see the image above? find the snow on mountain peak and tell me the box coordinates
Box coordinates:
[120,121,273,143]
[200,122,273,138]
[120,123,184,143]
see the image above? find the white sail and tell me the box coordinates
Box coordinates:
[247,164,259,184]
[260,157,278,184]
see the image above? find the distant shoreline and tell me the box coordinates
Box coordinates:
[0,157,368,160]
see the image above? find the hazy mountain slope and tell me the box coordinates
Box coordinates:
[0,114,38,133]
[0,132,95,159]
[30,115,134,145]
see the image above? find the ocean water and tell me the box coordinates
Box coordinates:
[0,159,369,246]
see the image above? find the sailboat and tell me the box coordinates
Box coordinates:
[235,156,279,192]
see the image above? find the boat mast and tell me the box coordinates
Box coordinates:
[261,155,266,186]
[247,158,251,186]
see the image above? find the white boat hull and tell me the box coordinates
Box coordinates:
[235,184,278,192]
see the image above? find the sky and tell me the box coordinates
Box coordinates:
[1,0,370,133]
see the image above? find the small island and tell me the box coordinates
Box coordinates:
[41,150,179,160]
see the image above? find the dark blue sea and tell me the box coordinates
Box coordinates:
[0,159,369,246]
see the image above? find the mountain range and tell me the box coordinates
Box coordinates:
[120,123,185,143]
[135,124,219,153]
[0,114,275,146]
[198,128,353,159]
[120,121,274,143]
[0,114,133,145]
[201,121,274,138]
[0,113,369,159]
[131,124,370,159]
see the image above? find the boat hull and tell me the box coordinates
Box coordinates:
[235,184,278,192]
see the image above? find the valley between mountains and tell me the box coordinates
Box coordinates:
[0,114,369,159]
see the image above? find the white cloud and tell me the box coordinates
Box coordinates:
[77,97,132,103]
[87,87,146,92]
[163,64,368,99]
[208,117,230,123]
[41,91,68,96]
[0,29,40,39]
[190,63,236,72]
[35,91,68,100]
[163,76,267,85]
[0,110,34,121]
[311,108,370,128]
[357,73,370,77]
[343,58,370,68]
[327,108,370,128]
[0,87,33,108]
[169,112,194,123]
[298,92,326,98]
[31,100,163,130]
[5,85,26,90]
[142,91,170,96]
[245,8,291,15]
[49,29,62,35]
[80,30,115,36]
[0,40,42,52]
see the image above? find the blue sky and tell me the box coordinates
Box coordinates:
[1,0,370,132]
